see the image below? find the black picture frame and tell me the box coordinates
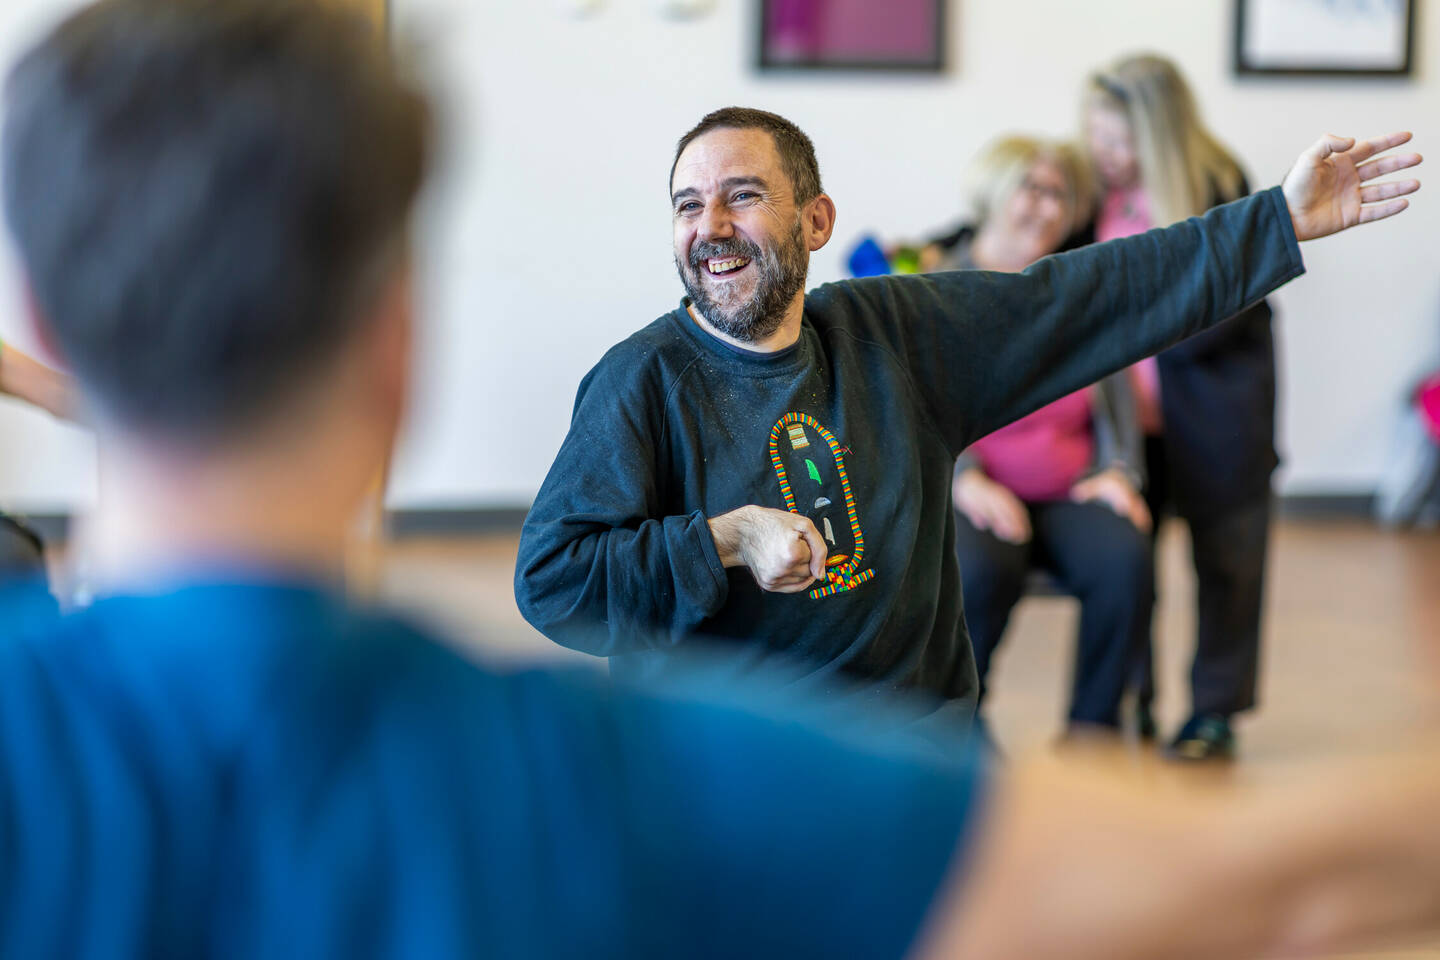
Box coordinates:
[757,0,946,73]
[1234,0,1415,77]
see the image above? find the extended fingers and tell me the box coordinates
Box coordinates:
[1358,152,1423,182]
[1360,179,1421,204]
[1347,130,1413,164]
[1358,197,1411,224]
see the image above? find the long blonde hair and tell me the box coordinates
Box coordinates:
[1085,54,1244,226]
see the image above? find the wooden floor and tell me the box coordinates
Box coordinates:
[377,517,1440,958]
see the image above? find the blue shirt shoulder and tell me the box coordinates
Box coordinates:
[0,582,983,958]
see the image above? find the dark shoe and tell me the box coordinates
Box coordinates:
[1134,700,1158,741]
[1166,714,1235,762]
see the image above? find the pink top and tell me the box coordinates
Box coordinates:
[1095,185,1152,243]
[1419,373,1440,444]
[970,389,1095,502]
[1097,186,1164,435]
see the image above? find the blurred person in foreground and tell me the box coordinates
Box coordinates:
[923,136,1152,746]
[1084,53,1281,760]
[4,2,1440,959]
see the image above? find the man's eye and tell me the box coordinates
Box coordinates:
[733,192,757,202]
[677,201,701,214]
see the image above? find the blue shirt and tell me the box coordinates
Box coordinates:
[0,581,983,958]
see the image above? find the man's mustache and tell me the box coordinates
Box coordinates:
[689,237,763,269]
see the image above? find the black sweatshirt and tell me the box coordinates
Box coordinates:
[515,187,1304,707]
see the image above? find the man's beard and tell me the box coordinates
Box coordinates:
[677,219,809,344]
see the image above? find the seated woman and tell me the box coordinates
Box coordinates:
[925,136,1153,743]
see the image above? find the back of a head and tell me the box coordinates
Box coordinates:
[1086,53,1243,223]
[2,0,430,442]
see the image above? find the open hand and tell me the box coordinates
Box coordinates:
[953,469,1032,545]
[1070,467,1151,534]
[708,505,827,593]
[1283,132,1421,241]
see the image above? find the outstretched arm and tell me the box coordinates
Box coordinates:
[844,132,1420,454]
[917,751,1440,960]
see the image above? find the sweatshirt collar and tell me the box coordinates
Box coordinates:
[670,299,811,375]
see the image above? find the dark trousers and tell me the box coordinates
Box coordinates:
[955,499,1154,727]
[1134,437,1269,717]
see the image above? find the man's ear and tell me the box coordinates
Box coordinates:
[361,257,414,446]
[803,193,837,252]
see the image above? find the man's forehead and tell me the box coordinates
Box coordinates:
[672,127,784,194]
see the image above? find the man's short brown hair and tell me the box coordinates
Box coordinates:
[670,106,823,204]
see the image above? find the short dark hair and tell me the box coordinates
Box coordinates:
[670,107,823,204]
[2,0,430,439]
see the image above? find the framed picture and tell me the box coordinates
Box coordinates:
[1235,0,1415,77]
[758,0,946,72]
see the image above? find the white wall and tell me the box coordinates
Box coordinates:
[0,0,95,512]
[0,0,1436,511]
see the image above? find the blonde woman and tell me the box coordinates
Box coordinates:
[1084,54,1275,760]
[926,136,1154,746]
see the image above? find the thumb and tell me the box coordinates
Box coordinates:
[1309,133,1356,162]
[800,519,828,580]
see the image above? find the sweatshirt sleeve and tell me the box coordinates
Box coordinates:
[821,187,1304,454]
[514,356,730,656]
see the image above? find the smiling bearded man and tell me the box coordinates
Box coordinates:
[676,208,809,344]
[516,105,1419,730]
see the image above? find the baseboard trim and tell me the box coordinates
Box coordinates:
[7,494,1379,545]
[386,507,530,537]
[0,508,538,544]
[1275,494,1374,519]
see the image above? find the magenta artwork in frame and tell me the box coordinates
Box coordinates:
[758,0,946,72]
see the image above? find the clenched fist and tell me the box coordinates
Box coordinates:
[708,504,828,594]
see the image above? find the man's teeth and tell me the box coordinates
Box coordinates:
[707,257,750,274]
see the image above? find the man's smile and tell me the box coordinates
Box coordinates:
[705,256,752,277]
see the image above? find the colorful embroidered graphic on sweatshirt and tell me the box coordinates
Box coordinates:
[767,412,876,600]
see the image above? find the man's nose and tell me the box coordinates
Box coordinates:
[698,204,734,242]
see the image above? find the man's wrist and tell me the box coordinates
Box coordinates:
[706,507,749,568]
